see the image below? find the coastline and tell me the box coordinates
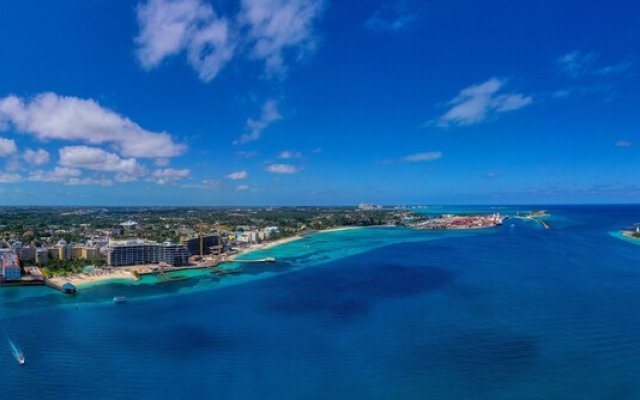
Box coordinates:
[47,226,371,288]
[228,226,368,260]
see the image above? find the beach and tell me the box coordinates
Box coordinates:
[45,226,367,288]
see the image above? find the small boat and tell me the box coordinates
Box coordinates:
[113,296,127,304]
[8,339,25,365]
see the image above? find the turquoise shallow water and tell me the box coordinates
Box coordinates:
[2,205,640,399]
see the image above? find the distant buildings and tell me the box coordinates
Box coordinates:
[106,240,189,267]
[358,203,382,211]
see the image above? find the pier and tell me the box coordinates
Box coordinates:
[228,257,276,264]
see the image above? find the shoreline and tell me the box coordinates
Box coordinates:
[47,226,374,288]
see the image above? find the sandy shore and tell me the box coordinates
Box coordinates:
[47,226,374,287]
[228,226,369,260]
[47,265,160,288]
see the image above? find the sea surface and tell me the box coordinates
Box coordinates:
[2,205,640,399]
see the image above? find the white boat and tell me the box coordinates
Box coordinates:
[113,296,127,304]
[9,339,25,365]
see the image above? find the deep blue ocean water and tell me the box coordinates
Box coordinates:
[2,205,640,399]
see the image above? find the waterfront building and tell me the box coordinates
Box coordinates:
[182,234,224,256]
[0,248,21,280]
[264,226,279,237]
[81,247,100,260]
[106,240,188,267]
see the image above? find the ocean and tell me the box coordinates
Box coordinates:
[2,205,640,399]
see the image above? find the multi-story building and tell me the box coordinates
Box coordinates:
[0,248,21,280]
[106,240,188,267]
[82,247,100,260]
[182,234,224,256]
[35,248,49,266]
[17,247,36,262]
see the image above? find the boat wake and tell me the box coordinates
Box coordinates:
[8,339,25,365]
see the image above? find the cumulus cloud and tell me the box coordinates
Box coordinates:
[265,163,298,173]
[23,148,50,166]
[227,170,248,180]
[28,166,82,183]
[135,0,324,80]
[0,137,17,157]
[182,178,222,189]
[615,140,633,148]
[148,168,191,184]
[235,99,281,143]
[0,172,22,183]
[436,78,532,127]
[0,93,185,158]
[135,0,235,82]
[402,151,442,162]
[277,150,302,159]
[59,146,146,176]
[235,184,249,191]
[240,0,324,76]
[27,166,111,186]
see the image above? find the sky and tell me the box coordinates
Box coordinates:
[0,0,639,206]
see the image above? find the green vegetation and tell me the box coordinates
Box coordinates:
[43,258,105,277]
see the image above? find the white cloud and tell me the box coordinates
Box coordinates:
[148,168,191,184]
[0,93,185,158]
[182,178,222,189]
[136,0,235,82]
[366,1,418,33]
[59,146,146,175]
[556,51,598,78]
[240,0,324,76]
[402,151,442,162]
[235,184,249,191]
[23,148,50,166]
[29,166,82,183]
[556,50,632,78]
[227,170,248,180]
[486,172,499,178]
[202,179,222,188]
[0,172,22,183]
[0,137,17,157]
[135,0,324,81]
[28,166,111,186]
[154,158,170,166]
[436,78,532,127]
[278,150,302,159]
[236,99,282,143]
[615,140,633,148]
[265,163,298,173]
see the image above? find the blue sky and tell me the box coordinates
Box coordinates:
[0,0,639,205]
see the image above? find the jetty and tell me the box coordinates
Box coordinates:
[230,257,276,264]
[46,279,76,294]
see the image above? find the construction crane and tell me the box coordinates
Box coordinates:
[199,223,205,257]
